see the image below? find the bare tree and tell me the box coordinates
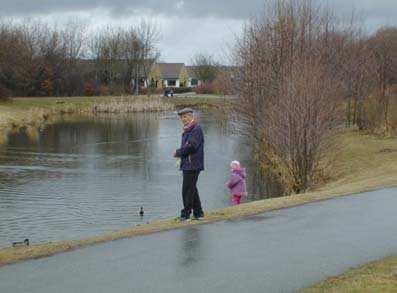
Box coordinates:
[60,20,87,95]
[120,20,160,95]
[264,59,341,192]
[88,21,159,95]
[336,29,376,129]
[135,20,160,93]
[97,28,123,91]
[233,0,344,193]
[191,53,219,83]
[0,20,45,96]
[368,27,397,134]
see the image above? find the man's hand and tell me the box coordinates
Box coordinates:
[173,150,177,157]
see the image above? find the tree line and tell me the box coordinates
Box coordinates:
[0,20,159,98]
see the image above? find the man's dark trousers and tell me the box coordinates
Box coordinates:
[181,170,203,218]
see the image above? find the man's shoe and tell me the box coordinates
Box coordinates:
[193,211,204,220]
[180,209,191,220]
[176,213,190,222]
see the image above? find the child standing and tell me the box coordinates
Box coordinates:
[225,160,247,205]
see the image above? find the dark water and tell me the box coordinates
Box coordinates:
[0,111,281,248]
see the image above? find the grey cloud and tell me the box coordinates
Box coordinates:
[0,0,97,15]
[0,0,263,19]
[0,0,395,24]
[330,0,397,18]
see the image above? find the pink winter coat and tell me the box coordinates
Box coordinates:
[226,168,247,196]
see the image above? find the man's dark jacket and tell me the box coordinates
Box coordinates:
[175,124,204,171]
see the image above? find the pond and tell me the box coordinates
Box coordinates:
[0,111,282,248]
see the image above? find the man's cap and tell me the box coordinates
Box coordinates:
[177,107,194,116]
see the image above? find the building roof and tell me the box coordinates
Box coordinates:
[157,63,184,79]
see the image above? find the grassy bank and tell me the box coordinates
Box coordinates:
[316,130,397,195]
[0,95,228,145]
[0,94,230,113]
[301,256,397,292]
[167,95,234,110]
[0,95,173,118]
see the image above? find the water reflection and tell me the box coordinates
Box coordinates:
[179,227,203,267]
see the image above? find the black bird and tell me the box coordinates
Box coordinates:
[139,207,144,216]
[12,238,29,247]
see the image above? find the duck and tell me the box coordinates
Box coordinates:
[139,207,144,217]
[12,238,29,247]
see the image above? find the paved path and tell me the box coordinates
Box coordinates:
[1,188,397,293]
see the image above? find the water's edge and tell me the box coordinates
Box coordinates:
[1,183,397,268]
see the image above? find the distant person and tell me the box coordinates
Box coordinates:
[225,160,247,205]
[173,108,205,220]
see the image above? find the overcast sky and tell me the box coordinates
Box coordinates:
[1,0,396,64]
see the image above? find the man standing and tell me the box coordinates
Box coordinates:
[173,108,205,220]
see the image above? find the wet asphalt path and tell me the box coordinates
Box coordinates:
[1,188,397,293]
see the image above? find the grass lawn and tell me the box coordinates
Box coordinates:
[301,256,397,292]
[316,130,397,195]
